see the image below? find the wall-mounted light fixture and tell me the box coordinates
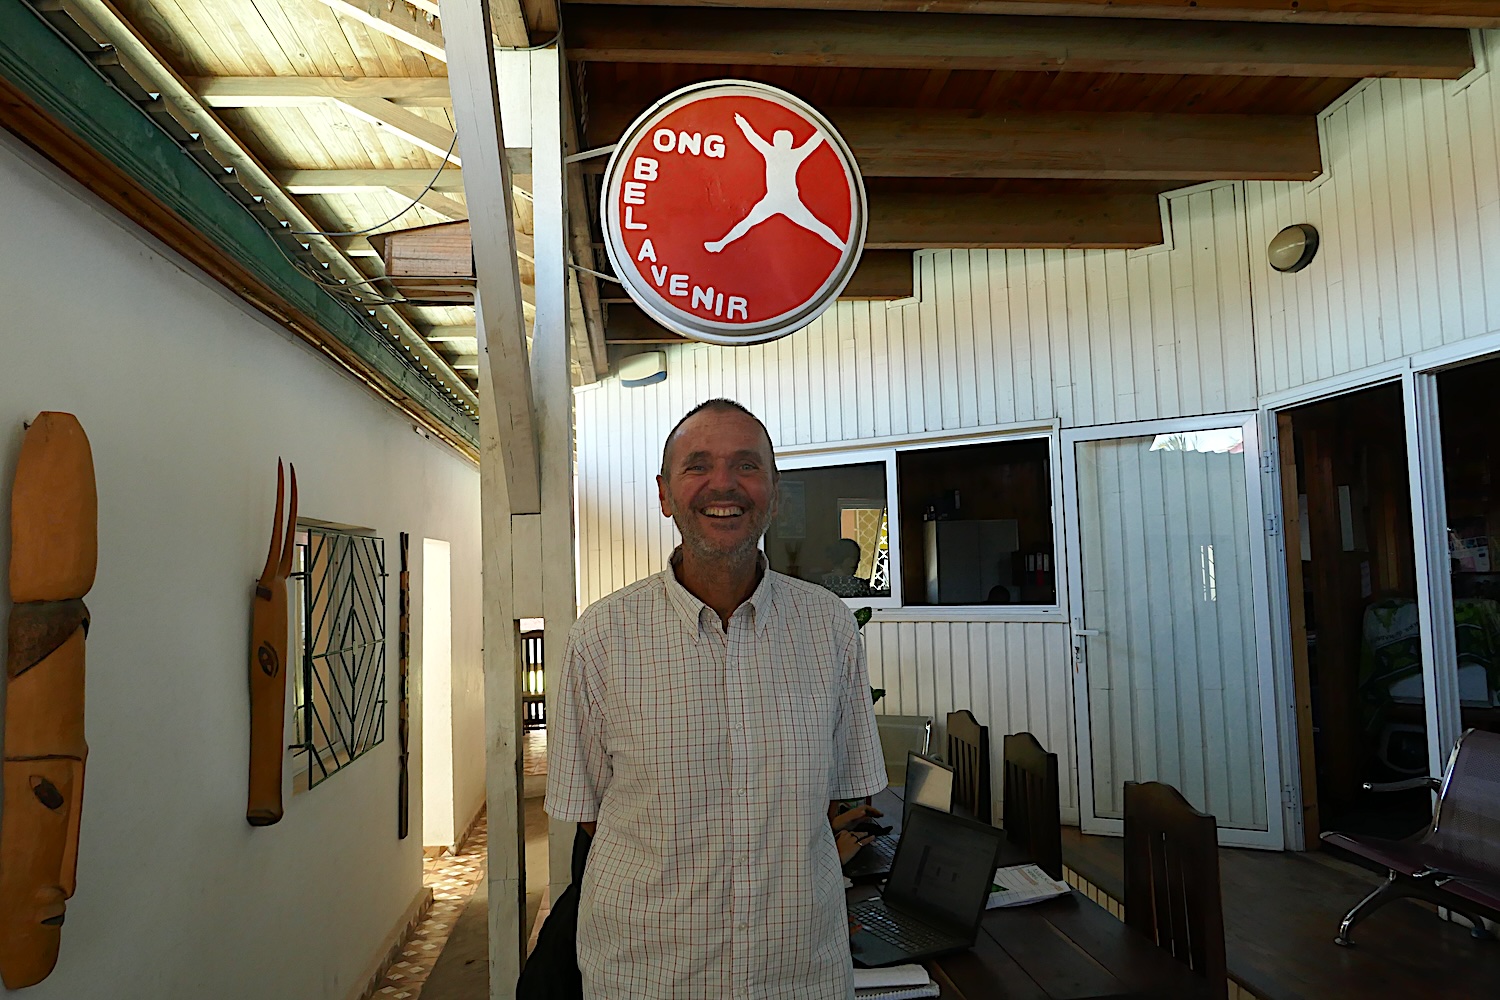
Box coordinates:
[1268,223,1320,273]
[620,351,667,388]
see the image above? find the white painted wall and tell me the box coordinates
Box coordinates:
[1249,31,1500,395]
[0,134,481,1000]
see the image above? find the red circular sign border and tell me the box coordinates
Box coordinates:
[600,80,868,347]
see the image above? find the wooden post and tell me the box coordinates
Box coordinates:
[525,45,583,926]
[440,0,541,991]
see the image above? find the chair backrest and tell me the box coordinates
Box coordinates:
[1123,782,1228,1000]
[875,714,931,786]
[1428,728,1500,880]
[946,709,991,823]
[1002,732,1063,880]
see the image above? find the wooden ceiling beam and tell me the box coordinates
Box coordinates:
[407,0,532,45]
[605,304,689,344]
[587,105,1322,180]
[341,98,462,164]
[868,191,1164,248]
[192,76,453,106]
[840,250,913,298]
[277,168,467,193]
[561,0,1500,29]
[314,0,447,61]
[427,324,480,341]
[564,6,1473,78]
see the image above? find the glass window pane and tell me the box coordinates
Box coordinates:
[896,438,1057,606]
[765,462,891,598]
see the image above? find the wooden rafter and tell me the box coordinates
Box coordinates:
[588,105,1322,180]
[191,76,453,106]
[561,0,1500,29]
[313,0,447,61]
[275,168,467,193]
[341,98,462,164]
[564,5,1474,78]
[408,0,532,45]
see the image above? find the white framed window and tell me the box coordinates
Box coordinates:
[769,430,1063,617]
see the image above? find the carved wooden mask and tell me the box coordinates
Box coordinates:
[247,460,296,826]
[0,412,95,989]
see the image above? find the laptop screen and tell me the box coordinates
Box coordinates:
[884,806,1001,929]
[903,752,954,823]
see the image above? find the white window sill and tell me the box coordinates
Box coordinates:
[867,606,1067,625]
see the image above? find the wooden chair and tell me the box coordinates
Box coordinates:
[946,709,991,823]
[1123,782,1228,1000]
[1002,732,1063,880]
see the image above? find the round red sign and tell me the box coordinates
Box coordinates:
[600,81,867,346]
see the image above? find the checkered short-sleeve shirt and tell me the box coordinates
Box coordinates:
[546,554,887,1000]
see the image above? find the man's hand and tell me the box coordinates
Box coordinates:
[835,827,874,865]
[830,802,883,832]
[830,802,884,865]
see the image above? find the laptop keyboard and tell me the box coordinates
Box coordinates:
[867,836,898,863]
[849,899,955,951]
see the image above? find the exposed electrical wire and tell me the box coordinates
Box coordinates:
[289,128,462,237]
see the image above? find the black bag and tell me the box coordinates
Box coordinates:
[516,824,592,1000]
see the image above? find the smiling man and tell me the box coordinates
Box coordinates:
[546,398,887,1000]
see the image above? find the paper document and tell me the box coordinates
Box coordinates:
[986,863,1072,909]
[854,963,940,1000]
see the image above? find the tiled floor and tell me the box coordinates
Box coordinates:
[371,817,490,1000]
[371,728,551,999]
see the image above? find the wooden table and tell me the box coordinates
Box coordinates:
[857,789,1213,1000]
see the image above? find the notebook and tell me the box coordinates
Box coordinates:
[844,752,955,881]
[848,805,1006,968]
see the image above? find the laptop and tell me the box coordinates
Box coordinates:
[844,752,954,881]
[848,805,1006,968]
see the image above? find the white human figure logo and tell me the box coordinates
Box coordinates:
[703,114,847,254]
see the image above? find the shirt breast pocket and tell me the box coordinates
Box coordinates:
[772,673,836,797]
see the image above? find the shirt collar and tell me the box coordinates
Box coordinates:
[662,547,780,638]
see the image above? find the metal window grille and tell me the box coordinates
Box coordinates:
[291,528,388,786]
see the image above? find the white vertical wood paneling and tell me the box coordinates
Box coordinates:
[1250,31,1500,394]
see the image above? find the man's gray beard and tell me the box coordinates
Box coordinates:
[672,505,772,569]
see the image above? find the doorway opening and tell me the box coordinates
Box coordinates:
[422,538,455,849]
[1435,358,1500,741]
[1278,384,1429,841]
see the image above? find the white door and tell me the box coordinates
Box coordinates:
[1064,416,1284,849]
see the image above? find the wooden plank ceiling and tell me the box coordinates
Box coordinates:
[559,0,1488,351]
[92,0,562,394]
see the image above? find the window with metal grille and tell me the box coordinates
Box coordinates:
[290,527,387,787]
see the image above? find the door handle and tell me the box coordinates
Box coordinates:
[1074,629,1101,637]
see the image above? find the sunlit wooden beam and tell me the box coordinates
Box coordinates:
[315,0,447,61]
[192,76,453,106]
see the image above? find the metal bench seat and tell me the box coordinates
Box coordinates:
[1320,728,1500,946]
